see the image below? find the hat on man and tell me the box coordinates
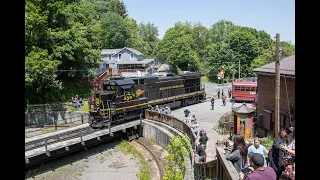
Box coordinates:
[250,153,264,166]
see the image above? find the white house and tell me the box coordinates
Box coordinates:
[97,47,155,77]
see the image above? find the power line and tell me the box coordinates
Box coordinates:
[25,69,94,73]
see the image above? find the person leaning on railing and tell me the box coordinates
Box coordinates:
[194,141,205,163]
[225,134,248,173]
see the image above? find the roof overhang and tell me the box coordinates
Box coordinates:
[253,71,295,78]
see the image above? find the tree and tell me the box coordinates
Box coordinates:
[164,135,191,180]
[107,0,128,18]
[25,47,62,103]
[280,41,295,58]
[138,22,159,57]
[100,12,130,48]
[210,19,234,43]
[157,22,199,71]
[226,26,259,77]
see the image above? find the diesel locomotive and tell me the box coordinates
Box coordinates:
[88,72,206,128]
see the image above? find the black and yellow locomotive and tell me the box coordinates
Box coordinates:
[89,72,206,128]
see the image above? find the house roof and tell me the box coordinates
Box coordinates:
[101,47,143,56]
[106,59,154,65]
[232,103,255,114]
[101,48,122,55]
[252,55,295,76]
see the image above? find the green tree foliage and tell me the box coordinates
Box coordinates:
[25,47,62,103]
[25,0,136,104]
[164,135,191,180]
[26,0,294,104]
[280,41,295,58]
[138,22,159,57]
[106,0,128,18]
[101,12,130,49]
[156,19,294,80]
[157,22,200,72]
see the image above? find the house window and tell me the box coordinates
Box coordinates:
[118,54,122,61]
[130,53,134,60]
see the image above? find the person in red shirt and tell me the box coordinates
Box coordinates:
[222,94,227,106]
[239,153,276,180]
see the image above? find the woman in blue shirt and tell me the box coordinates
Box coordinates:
[247,138,268,167]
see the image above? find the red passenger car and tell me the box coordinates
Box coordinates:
[231,78,257,102]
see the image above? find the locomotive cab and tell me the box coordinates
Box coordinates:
[89,90,114,128]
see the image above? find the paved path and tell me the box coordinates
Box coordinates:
[171,98,242,161]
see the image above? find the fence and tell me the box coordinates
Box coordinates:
[25,102,90,136]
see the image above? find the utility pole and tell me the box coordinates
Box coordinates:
[274,33,280,137]
[238,59,241,79]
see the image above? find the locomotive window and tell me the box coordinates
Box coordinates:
[245,87,251,91]
[106,85,115,91]
[240,87,245,91]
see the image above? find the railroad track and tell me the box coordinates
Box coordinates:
[132,138,165,180]
[25,127,99,152]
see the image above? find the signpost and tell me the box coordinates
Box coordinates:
[217,68,225,85]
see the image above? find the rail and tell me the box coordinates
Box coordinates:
[132,138,165,180]
[25,126,97,152]
[145,109,239,180]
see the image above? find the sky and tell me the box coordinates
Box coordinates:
[122,0,295,45]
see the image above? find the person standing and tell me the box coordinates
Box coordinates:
[194,141,206,163]
[268,127,293,180]
[199,131,209,150]
[211,97,215,110]
[217,89,221,99]
[247,138,268,167]
[184,108,191,123]
[232,101,236,110]
[226,134,248,172]
[228,88,232,98]
[222,94,227,106]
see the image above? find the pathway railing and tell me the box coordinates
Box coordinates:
[145,110,239,180]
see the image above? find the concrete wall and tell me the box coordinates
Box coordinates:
[25,111,89,126]
[142,120,194,180]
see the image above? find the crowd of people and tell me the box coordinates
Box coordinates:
[148,105,171,115]
[182,107,210,163]
[71,95,84,108]
[225,127,295,180]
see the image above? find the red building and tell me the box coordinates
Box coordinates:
[252,55,295,137]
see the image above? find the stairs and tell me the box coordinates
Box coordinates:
[90,69,111,91]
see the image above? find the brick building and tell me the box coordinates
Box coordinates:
[252,55,295,137]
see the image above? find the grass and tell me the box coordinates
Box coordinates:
[116,141,150,180]
[60,81,93,103]
[77,100,89,112]
[201,76,210,83]
[40,128,56,134]
[147,138,156,145]
[213,123,228,134]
